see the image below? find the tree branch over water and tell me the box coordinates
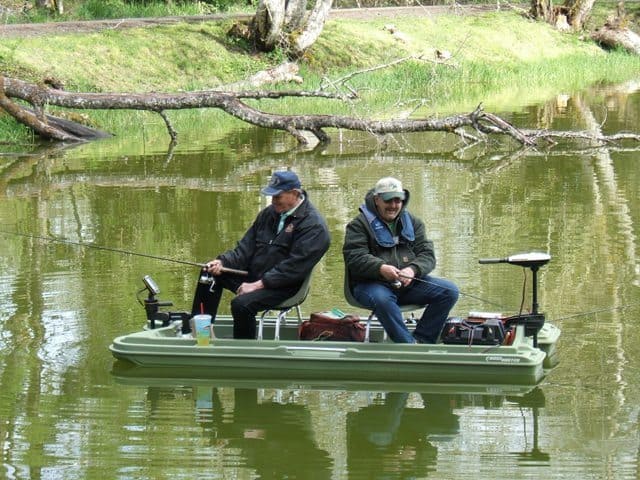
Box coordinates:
[2,73,640,148]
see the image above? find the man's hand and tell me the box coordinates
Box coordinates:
[205,259,224,275]
[380,264,415,287]
[236,280,264,296]
[380,264,400,281]
[398,266,415,287]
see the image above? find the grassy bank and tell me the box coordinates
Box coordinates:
[2,6,640,144]
[1,0,233,23]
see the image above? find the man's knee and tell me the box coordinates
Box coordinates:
[230,296,256,317]
[432,278,458,304]
[446,284,459,303]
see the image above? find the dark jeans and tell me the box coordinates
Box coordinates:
[191,272,298,339]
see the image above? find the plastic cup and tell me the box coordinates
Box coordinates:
[192,314,212,346]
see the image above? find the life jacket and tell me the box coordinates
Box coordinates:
[359,204,415,248]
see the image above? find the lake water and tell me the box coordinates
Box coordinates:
[1,80,639,479]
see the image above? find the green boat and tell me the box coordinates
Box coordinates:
[110,253,560,385]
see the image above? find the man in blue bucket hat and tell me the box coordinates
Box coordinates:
[192,170,330,339]
[343,176,459,344]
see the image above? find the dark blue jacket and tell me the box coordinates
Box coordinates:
[219,191,330,289]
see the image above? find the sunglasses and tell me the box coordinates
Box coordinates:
[381,197,403,204]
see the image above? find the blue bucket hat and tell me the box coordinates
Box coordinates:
[261,171,302,196]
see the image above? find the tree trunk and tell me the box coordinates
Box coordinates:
[284,0,308,30]
[530,0,554,24]
[34,0,63,13]
[291,0,333,57]
[252,0,286,51]
[530,0,595,30]
[3,74,640,148]
[249,0,333,56]
[567,0,595,29]
[0,76,83,141]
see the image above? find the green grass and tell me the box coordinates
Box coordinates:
[2,21,270,92]
[303,11,640,114]
[2,8,640,145]
[0,0,249,23]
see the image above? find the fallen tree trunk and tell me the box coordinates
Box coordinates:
[2,74,640,148]
[591,25,640,55]
[222,62,304,90]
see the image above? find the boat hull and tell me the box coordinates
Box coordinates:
[110,318,558,385]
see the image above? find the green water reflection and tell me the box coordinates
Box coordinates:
[1,82,639,478]
[109,372,547,479]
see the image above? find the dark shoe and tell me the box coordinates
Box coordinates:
[413,333,431,344]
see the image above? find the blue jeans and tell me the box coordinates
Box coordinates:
[353,276,459,343]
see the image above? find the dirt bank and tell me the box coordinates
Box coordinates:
[0,5,498,38]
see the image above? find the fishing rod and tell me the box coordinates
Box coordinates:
[3,228,504,308]
[0,229,248,275]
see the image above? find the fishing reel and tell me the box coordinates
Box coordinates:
[199,271,215,285]
[137,275,191,332]
[198,271,216,293]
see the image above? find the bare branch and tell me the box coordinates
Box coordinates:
[320,54,454,91]
[478,111,537,146]
[157,110,178,143]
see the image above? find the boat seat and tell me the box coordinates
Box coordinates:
[344,267,423,343]
[257,272,312,340]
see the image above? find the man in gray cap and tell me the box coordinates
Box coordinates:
[343,176,458,343]
[192,170,330,339]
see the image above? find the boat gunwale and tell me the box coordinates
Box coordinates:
[109,325,547,367]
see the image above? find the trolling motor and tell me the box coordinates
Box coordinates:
[138,275,191,333]
[479,252,551,347]
[441,252,550,347]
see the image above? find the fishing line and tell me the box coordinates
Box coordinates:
[0,229,206,268]
[398,273,510,310]
[549,301,640,322]
[401,273,640,320]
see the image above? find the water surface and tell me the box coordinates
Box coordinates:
[1,81,639,479]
